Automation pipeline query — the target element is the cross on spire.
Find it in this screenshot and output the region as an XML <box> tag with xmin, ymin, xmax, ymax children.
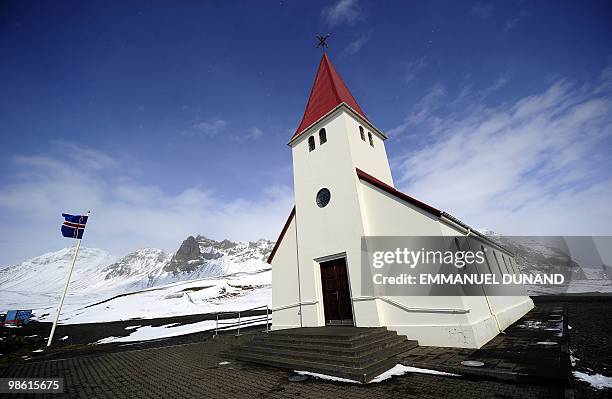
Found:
<box><xmin>315</xmin><ymin>34</ymin><xmax>330</xmax><ymax>49</ymax></box>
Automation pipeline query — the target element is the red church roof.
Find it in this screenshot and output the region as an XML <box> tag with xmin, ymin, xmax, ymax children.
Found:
<box><xmin>355</xmin><ymin>168</ymin><xmax>443</xmax><ymax>217</ymax></box>
<box><xmin>291</xmin><ymin>53</ymin><xmax>369</xmax><ymax>140</ymax></box>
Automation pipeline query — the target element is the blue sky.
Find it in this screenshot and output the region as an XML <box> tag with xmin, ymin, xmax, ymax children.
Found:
<box><xmin>1</xmin><ymin>0</ymin><xmax>611</xmax><ymax>264</ymax></box>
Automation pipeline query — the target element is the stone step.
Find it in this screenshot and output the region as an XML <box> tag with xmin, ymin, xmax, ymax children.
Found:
<box><xmin>236</xmin><ymin>338</ymin><xmax>415</xmax><ymax>368</ymax></box>
<box><xmin>265</xmin><ymin>326</ymin><xmax>388</xmax><ymax>341</ymax></box>
<box><xmin>229</xmin><ymin>327</ymin><xmax>419</xmax><ymax>382</ymax></box>
<box><xmin>250</xmin><ymin>334</ymin><xmax>417</xmax><ymax>357</ymax></box>
<box><xmin>252</xmin><ymin>328</ymin><xmax>393</xmax><ymax>348</ymax></box>
<box><xmin>232</xmin><ymin>350</ymin><xmax>399</xmax><ymax>383</ymax></box>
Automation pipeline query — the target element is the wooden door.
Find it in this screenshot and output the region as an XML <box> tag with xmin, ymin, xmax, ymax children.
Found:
<box><xmin>320</xmin><ymin>258</ymin><xmax>354</xmax><ymax>325</ymax></box>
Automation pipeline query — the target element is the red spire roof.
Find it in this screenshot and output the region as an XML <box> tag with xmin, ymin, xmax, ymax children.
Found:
<box><xmin>291</xmin><ymin>53</ymin><xmax>369</xmax><ymax>140</ymax></box>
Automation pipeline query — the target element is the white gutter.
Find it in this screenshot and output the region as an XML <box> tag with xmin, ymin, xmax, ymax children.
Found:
<box><xmin>440</xmin><ymin>215</ymin><xmax>513</xmax><ymax>257</ymax></box>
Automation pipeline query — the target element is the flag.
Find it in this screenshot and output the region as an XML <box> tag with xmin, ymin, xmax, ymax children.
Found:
<box><xmin>61</xmin><ymin>213</ymin><xmax>88</xmax><ymax>239</ymax></box>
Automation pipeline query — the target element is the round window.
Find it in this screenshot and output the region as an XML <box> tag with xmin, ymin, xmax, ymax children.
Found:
<box><xmin>316</xmin><ymin>188</ymin><xmax>331</xmax><ymax>208</ymax></box>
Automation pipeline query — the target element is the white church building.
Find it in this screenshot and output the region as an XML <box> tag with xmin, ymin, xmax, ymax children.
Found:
<box><xmin>268</xmin><ymin>53</ymin><xmax>533</xmax><ymax>348</ymax></box>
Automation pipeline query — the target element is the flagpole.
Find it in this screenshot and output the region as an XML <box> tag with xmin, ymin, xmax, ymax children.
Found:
<box><xmin>47</xmin><ymin>211</ymin><xmax>90</xmax><ymax>347</ymax></box>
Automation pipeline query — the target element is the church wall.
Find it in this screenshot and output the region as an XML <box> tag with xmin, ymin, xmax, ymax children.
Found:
<box><xmin>438</xmin><ymin>221</ymin><xmax>534</xmax><ymax>332</ymax></box>
<box><xmin>270</xmin><ymin>217</ymin><xmax>301</xmax><ymax>330</ymax></box>
<box><xmin>356</xmin><ymin>180</ymin><xmax>525</xmax><ymax>347</ymax></box>
<box><xmin>290</xmin><ymin>111</ymin><xmax>382</xmax><ymax>328</ymax></box>
<box><xmin>356</xmin><ymin>176</ymin><xmax>456</xmax><ymax>325</ymax></box>
<box><xmin>480</xmin><ymin>246</ymin><xmax>534</xmax><ymax>330</ymax></box>
<box><xmin>437</xmin><ymin>222</ymin><xmax>500</xmax><ymax>328</ymax></box>
<box><xmin>343</xmin><ymin>112</ymin><xmax>394</xmax><ymax>187</ymax></box>
<box><xmin>356</xmin><ymin>180</ymin><xmax>482</xmax><ymax>346</ymax></box>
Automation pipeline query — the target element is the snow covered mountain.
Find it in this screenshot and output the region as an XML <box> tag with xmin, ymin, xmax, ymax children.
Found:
<box><xmin>0</xmin><ymin>247</ymin><xmax>117</xmax><ymax>311</ymax></box>
<box><xmin>482</xmin><ymin>233</ymin><xmax>612</xmax><ymax>294</ymax></box>
<box><xmin>0</xmin><ymin>236</ymin><xmax>274</xmax><ymax>317</ymax></box>
<box><xmin>152</xmin><ymin>235</ymin><xmax>274</xmax><ymax>286</ymax></box>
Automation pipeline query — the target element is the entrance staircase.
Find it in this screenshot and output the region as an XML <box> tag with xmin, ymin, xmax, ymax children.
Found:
<box><xmin>228</xmin><ymin>326</ymin><xmax>418</xmax><ymax>383</ymax></box>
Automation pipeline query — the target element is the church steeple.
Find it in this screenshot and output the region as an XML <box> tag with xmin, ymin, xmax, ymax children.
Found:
<box><xmin>292</xmin><ymin>53</ymin><xmax>369</xmax><ymax>140</ymax></box>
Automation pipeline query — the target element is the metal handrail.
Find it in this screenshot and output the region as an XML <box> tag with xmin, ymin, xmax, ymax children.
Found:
<box><xmin>213</xmin><ymin>305</ymin><xmax>270</xmax><ymax>337</ymax></box>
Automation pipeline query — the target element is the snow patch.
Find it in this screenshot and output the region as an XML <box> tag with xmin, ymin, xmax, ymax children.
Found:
<box><xmin>125</xmin><ymin>325</ymin><xmax>141</xmax><ymax>330</ymax></box>
<box><xmin>570</xmin><ymin>349</ymin><xmax>579</xmax><ymax>367</ymax></box>
<box><xmin>95</xmin><ymin>315</ymin><xmax>268</xmax><ymax>344</ymax></box>
<box><xmin>40</xmin><ymin>269</ymin><xmax>271</xmax><ymax>324</ymax></box>
<box><xmin>573</xmin><ymin>371</ymin><xmax>612</xmax><ymax>390</ymax></box>
<box><xmin>373</xmin><ymin>364</ymin><xmax>460</xmax><ymax>382</ymax></box>
<box><xmin>295</xmin><ymin>370</ymin><xmax>360</xmax><ymax>384</ymax></box>
<box><xmin>295</xmin><ymin>364</ymin><xmax>460</xmax><ymax>385</ymax></box>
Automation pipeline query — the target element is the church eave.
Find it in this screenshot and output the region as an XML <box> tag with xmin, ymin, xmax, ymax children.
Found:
<box><xmin>266</xmin><ymin>206</ymin><xmax>296</xmax><ymax>264</ymax></box>
<box><xmin>288</xmin><ymin>103</ymin><xmax>387</xmax><ymax>146</ymax></box>
<box><xmin>356</xmin><ymin>168</ymin><xmax>442</xmax><ymax>217</ymax></box>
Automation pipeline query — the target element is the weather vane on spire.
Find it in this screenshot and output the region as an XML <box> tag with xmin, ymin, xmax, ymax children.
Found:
<box><xmin>315</xmin><ymin>34</ymin><xmax>330</xmax><ymax>50</ymax></box>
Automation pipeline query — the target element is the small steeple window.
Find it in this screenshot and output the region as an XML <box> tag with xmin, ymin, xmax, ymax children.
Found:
<box><xmin>319</xmin><ymin>128</ymin><xmax>327</xmax><ymax>145</ymax></box>
<box><xmin>308</xmin><ymin>136</ymin><xmax>315</xmax><ymax>152</ymax></box>
<box><xmin>368</xmin><ymin>132</ymin><xmax>374</xmax><ymax>147</ymax></box>
<box><xmin>359</xmin><ymin>126</ymin><xmax>365</xmax><ymax>141</ymax></box>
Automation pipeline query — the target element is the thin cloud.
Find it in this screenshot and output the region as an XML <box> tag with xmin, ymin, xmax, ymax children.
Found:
<box><xmin>504</xmin><ymin>8</ymin><xmax>531</xmax><ymax>32</ymax></box>
<box><xmin>0</xmin><ymin>147</ymin><xmax>294</xmax><ymax>265</ymax></box>
<box><xmin>247</xmin><ymin>126</ymin><xmax>263</xmax><ymax>139</ymax></box>
<box><xmin>233</xmin><ymin>126</ymin><xmax>264</xmax><ymax>141</ymax></box>
<box><xmin>487</xmin><ymin>75</ymin><xmax>509</xmax><ymax>91</ymax></box>
<box><xmin>388</xmin><ymin>81</ymin><xmax>446</xmax><ymax>136</ymax></box>
<box><xmin>481</xmin><ymin>74</ymin><xmax>510</xmax><ymax>97</ymax></box>
<box><xmin>390</xmin><ymin>67</ymin><xmax>612</xmax><ymax>236</ymax></box>
<box><xmin>344</xmin><ymin>32</ymin><xmax>370</xmax><ymax>55</ymax></box>
<box><xmin>470</xmin><ymin>4</ymin><xmax>494</xmax><ymax>19</ymax></box>
<box><xmin>403</xmin><ymin>57</ymin><xmax>429</xmax><ymax>83</ymax></box>
<box><xmin>322</xmin><ymin>0</ymin><xmax>362</xmax><ymax>26</ymax></box>
<box><xmin>192</xmin><ymin>119</ymin><xmax>228</xmax><ymax>136</ymax></box>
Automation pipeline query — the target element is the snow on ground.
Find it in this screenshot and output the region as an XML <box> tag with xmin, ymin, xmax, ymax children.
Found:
<box><xmin>96</xmin><ymin>315</ymin><xmax>268</xmax><ymax>344</ymax></box>
<box><xmin>570</xmin><ymin>350</ymin><xmax>579</xmax><ymax>366</ymax></box>
<box><xmin>125</xmin><ymin>325</ymin><xmax>141</xmax><ymax>330</ymax></box>
<box><xmin>295</xmin><ymin>371</ymin><xmax>360</xmax><ymax>384</ymax></box>
<box><xmin>295</xmin><ymin>364</ymin><xmax>460</xmax><ymax>384</ymax></box>
<box><xmin>34</xmin><ymin>268</ymin><xmax>271</xmax><ymax>324</ymax></box>
<box><xmin>371</xmin><ymin>364</ymin><xmax>460</xmax><ymax>382</ymax></box>
<box><xmin>573</xmin><ymin>371</ymin><xmax>612</xmax><ymax>390</ymax></box>
<box><xmin>515</xmin><ymin>319</ymin><xmax>563</xmax><ymax>336</ymax></box>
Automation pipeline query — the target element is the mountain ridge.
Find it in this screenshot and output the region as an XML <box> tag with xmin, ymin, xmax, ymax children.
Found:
<box><xmin>0</xmin><ymin>235</ymin><xmax>274</xmax><ymax>310</ymax></box>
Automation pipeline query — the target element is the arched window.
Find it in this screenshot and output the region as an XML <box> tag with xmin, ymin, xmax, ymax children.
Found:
<box><xmin>359</xmin><ymin>126</ymin><xmax>365</xmax><ymax>141</ymax></box>
<box><xmin>308</xmin><ymin>136</ymin><xmax>315</xmax><ymax>152</ymax></box>
<box><xmin>319</xmin><ymin>128</ymin><xmax>327</xmax><ymax>144</ymax></box>
<box><xmin>368</xmin><ymin>132</ymin><xmax>374</xmax><ymax>147</ymax></box>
